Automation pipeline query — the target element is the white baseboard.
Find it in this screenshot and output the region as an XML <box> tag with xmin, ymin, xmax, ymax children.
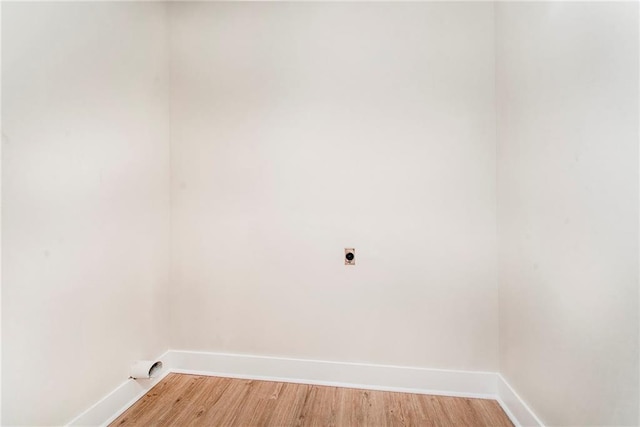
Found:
<box><xmin>169</xmin><ymin>350</ymin><xmax>498</xmax><ymax>400</ymax></box>
<box><xmin>67</xmin><ymin>350</ymin><xmax>171</xmax><ymax>427</ymax></box>
<box><xmin>65</xmin><ymin>349</ymin><xmax>543</xmax><ymax>427</ymax></box>
<box><xmin>497</xmin><ymin>374</ymin><xmax>545</xmax><ymax>427</ymax></box>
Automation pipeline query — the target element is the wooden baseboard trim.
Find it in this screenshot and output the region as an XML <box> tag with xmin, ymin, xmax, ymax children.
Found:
<box><xmin>497</xmin><ymin>374</ymin><xmax>545</xmax><ymax>427</ymax></box>
<box><xmin>168</xmin><ymin>350</ymin><xmax>497</xmax><ymax>400</ymax></box>
<box><xmin>65</xmin><ymin>350</ymin><xmax>543</xmax><ymax>427</ymax></box>
<box><xmin>66</xmin><ymin>350</ymin><xmax>171</xmax><ymax>427</ymax></box>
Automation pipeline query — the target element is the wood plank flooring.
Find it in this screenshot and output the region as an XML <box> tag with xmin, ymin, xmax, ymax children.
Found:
<box><xmin>111</xmin><ymin>373</ymin><xmax>513</xmax><ymax>426</ymax></box>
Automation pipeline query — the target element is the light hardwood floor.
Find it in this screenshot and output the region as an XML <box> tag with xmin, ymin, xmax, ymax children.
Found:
<box><xmin>111</xmin><ymin>373</ymin><xmax>513</xmax><ymax>426</ymax></box>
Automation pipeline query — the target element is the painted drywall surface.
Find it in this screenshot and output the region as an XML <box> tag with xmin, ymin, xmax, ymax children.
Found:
<box><xmin>1</xmin><ymin>3</ymin><xmax>171</xmax><ymax>425</ymax></box>
<box><xmin>169</xmin><ymin>2</ymin><xmax>498</xmax><ymax>371</ymax></box>
<box><xmin>1</xmin><ymin>3</ymin><xmax>4</xmax><ymax>423</ymax></box>
<box><xmin>496</xmin><ymin>2</ymin><xmax>639</xmax><ymax>425</ymax></box>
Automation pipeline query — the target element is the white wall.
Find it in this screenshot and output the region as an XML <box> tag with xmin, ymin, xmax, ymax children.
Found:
<box><xmin>5</xmin><ymin>3</ymin><xmax>638</xmax><ymax>426</ymax></box>
<box><xmin>496</xmin><ymin>2</ymin><xmax>639</xmax><ymax>426</ymax></box>
<box><xmin>169</xmin><ymin>2</ymin><xmax>498</xmax><ymax>371</ymax></box>
<box><xmin>1</xmin><ymin>3</ymin><xmax>171</xmax><ymax>425</ymax></box>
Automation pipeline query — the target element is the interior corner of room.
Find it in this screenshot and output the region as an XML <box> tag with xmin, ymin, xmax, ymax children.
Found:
<box><xmin>1</xmin><ymin>1</ymin><xmax>639</xmax><ymax>426</ymax></box>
